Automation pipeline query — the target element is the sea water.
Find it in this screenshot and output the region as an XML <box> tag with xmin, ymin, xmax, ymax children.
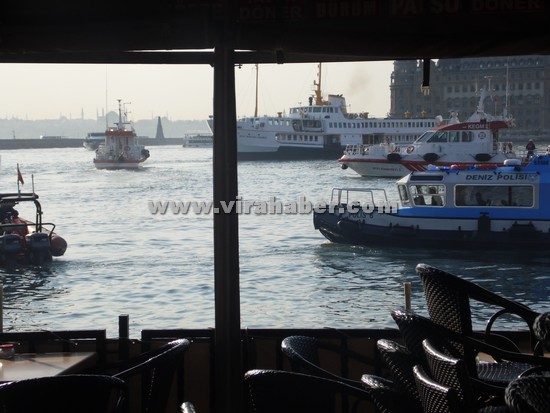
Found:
<box><xmin>0</xmin><ymin>145</ymin><xmax>548</xmax><ymax>337</ymax></box>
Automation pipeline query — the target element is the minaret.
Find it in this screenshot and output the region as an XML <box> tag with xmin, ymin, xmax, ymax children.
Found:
<box><xmin>155</xmin><ymin>116</ymin><xmax>165</xmax><ymax>139</ymax></box>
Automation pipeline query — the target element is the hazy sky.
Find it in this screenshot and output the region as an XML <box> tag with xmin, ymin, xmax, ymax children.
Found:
<box><xmin>0</xmin><ymin>61</ymin><xmax>395</xmax><ymax>121</ymax></box>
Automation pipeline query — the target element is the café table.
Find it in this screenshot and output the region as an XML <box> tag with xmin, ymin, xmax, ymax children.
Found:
<box><xmin>0</xmin><ymin>351</ymin><xmax>97</xmax><ymax>383</ymax></box>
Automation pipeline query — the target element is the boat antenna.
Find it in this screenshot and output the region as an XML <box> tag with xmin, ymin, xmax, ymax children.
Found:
<box><xmin>504</xmin><ymin>59</ymin><xmax>510</xmax><ymax>118</ymax></box>
<box><xmin>314</xmin><ymin>63</ymin><xmax>323</xmax><ymax>105</ymax></box>
<box><xmin>254</xmin><ymin>63</ymin><xmax>259</xmax><ymax>118</ymax></box>
<box><xmin>116</xmin><ymin>99</ymin><xmax>123</xmax><ymax>130</ymax></box>
<box><xmin>484</xmin><ymin>75</ymin><xmax>494</xmax><ymax>114</ymax></box>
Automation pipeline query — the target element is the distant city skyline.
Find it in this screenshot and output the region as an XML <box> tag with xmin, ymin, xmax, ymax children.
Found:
<box><xmin>0</xmin><ymin>61</ymin><xmax>394</xmax><ymax>121</ymax></box>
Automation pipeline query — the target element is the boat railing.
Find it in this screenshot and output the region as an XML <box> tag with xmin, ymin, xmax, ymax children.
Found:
<box><xmin>330</xmin><ymin>187</ymin><xmax>389</xmax><ymax>207</ymax></box>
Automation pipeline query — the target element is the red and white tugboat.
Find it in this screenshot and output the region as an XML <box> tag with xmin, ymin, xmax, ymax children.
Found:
<box><xmin>93</xmin><ymin>100</ymin><xmax>150</xmax><ymax>170</ymax></box>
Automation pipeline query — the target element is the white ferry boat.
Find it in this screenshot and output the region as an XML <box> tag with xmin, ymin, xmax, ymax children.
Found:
<box><xmin>182</xmin><ymin>133</ymin><xmax>213</xmax><ymax>148</ymax></box>
<box><xmin>83</xmin><ymin>132</ymin><xmax>106</xmax><ymax>150</ymax></box>
<box><xmin>314</xmin><ymin>154</ymin><xmax>550</xmax><ymax>249</ymax></box>
<box><xmin>93</xmin><ymin>100</ymin><xmax>150</xmax><ymax>170</ymax></box>
<box><xmin>339</xmin><ymin>88</ymin><xmax>523</xmax><ymax>177</ymax></box>
<box><xmin>207</xmin><ymin>64</ymin><xmax>436</xmax><ymax>160</ymax></box>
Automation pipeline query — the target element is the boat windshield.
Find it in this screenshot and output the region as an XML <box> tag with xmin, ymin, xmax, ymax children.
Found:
<box><xmin>414</xmin><ymin>130</ymin><xmax>473</xmax><ymax>144</ymax></box>
<box><xmin>408</xmin><ymin>184</ymin><xmax>446</xmax><ymax>206</ymax></box>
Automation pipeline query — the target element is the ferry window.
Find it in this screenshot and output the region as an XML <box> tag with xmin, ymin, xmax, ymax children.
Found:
<box><xmin>450</xmin><ymin>132</ymin><xmax>460</xmax><ymax>142</ymax></box>
<box><xmin>455</xmin><ymin>185</ymin><xmax>534</xmax><ymax>207</ymax></box>
<box><xmin>462</xmin><ymin>131</ymin><xmax>472</xmax><ymax>142</ymax></box>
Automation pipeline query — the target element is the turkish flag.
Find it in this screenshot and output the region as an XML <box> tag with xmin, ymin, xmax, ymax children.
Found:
<box><xmin>17</xmin><ymin>165</ymin><xmax>24</xmax><ymax>185</ymax></box>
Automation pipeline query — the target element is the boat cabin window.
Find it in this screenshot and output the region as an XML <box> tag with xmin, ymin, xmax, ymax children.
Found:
<box><xmin>462</xmin><ymin>131</ymin><xmax>472</xmax><ymax>142</ymax></box>
<box><xmin>455</xmin><ymin>185</ymin><xmax>534</xmax><ymax>207</ymax></box>
<box><xmin>426</xmin><ymin>131</ymin><xmax>448</xmax><ymax>143</ymax></box>
<box><xmin>409</xmin><ymin>185</ymin><xmax>446</xmax><ymax>206</ymax></box>
<box><xmin>398</xmin><ymin>184</ymin><xmax>409</xmax><ymax>204</ymax></box>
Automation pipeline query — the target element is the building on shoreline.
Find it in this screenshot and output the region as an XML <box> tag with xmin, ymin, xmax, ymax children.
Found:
<box><xmin>390</xmin><ymin>56</ymin><xmax>550</xmax><ymax>142</ymax></box>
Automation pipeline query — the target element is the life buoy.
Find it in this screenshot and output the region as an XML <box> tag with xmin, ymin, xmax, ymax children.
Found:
<box><xmin>406</xmin><ymin>146</ymin><xmax>415</xmax><ymax>154</ymax></box>
<box><xmin>423</xmin><ymin>153</ymin><xmax>439</xmax><ymax>163</ymax></box>
<box><xmin>474</xmin><ymin>153</ymin><xmax>492</xmax><ymax>162</ymax></box>
<box><xmin>387</xmin><ymin>153</ymin><xmax>401</xmax><ymax>162</ymax></box>
<box><xmin>124</xmin><ymin>146</ymin><xmax>130</xmax><ymax>152</ymax></box>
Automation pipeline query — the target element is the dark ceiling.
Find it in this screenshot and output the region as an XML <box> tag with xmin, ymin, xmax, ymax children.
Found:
<box><xmin>2</xmin><ymin>0</ymin><xmax>549</xmax><ymax>64</ymax></box>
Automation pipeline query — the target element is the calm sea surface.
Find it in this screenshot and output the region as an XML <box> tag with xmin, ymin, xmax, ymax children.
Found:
<box><xmin>0</xmin><ymin>145</ymin><xmax>549</xmax><ymax>337</ymax></box>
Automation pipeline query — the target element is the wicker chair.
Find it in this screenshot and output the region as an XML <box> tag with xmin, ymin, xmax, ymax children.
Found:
<box><xmin>281</xmin><ymin>335</ymin><xmax>414</xmax><ymax>412</ymax></box>
<box><xmin>422</xmin><ymin>338</ymin><xmax>508</xmax><ymax>412</ymax></box>
<box><xmin>505</xmin><ymin>376</ymin><xmax>550</xmax><ymax>413</ymax></box>
<box><xmin>281</xmin><ymin>335</ymin><xmax>372</xmax><ymax>387</ymax></box>
<box><xmin>360</xmin><ymin>373</ymin><xmax>422</xmax><ymax>413</ymax></box>
<box><xmin>413</xmin><ymin>364</ymin><xmax>463</xmax><ymax>413</ymax></box>
<box><xmin>244</xmin><ymin>368</ymin><xmax>408</xmax><ymax>413</ymax></box>
<box><xmin>391</xmin><ymin>309</ymin><xmax>550</xmax><ymax>386</ymax></box>
<box><xmin>416</xmin><ymin>263</ymin><xmax>544</xmax><ymax>384</ymax></box>
<box><xmin>112</xmin><ymin>338</ymin><xmax>190</xmax><ymax>413</ymax></box>
<box><xmin>416</xmin><ymin>263</ymin><xmax>541</xmax><ymax>354</ymax></box>
<box><xmin>533</xmin><ymin>312</ymin><xmax>550</xmax><ymax>352</ymax></box>
<box><xmin>376</xmin><ymin>338</ymin><xmax>423</xmax><ymax>406</ymax></box>
<box><xmin>0</xmin><ymin>374</ymin><xmax>125</xmax><ymax>413</ymax></box>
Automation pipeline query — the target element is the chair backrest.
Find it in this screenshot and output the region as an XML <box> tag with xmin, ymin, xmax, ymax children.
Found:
<box><xmin>416</xmin><ymin>263</ymin><xmax>539</xmax><ymax>353</ymax></box>
<box><xmin>422</xmin><ymin>338</ymin><xmax>477</xmax><ymax>409</ymax></box>
<box><xmin>390</xmin><ymin>309</ymin><xmax>446</xmax><ymax>361</ymax></box>
<box><xmin>533</xmin><ymin>312</ymin><xmax>550</xmax><ymax>352</ymax></box>
<box><xmin>391</xmin><ymin>308</ymin><xmax>485</xmax><ymax>379</ymax></box>
<box><xmin>413</xmin><ymin>365</ymin><xmax>462</xmax><ymax>413</ymax></box>
<box><xmin>0</xmin><ymin>374</ymin><xmax>125</xmax><ymax>413</ymax></box>
<box><xmin>416</xmin><ymin>263</ymin><xmax>474</xmax><ymax>336</ymax></box>
<box><xmin>505</xmin><ymin>376</ymin><xmax>550</xmax><ymax>413</ymax></box>
<box><xmin>280</xmin><ymin>335</ymin><xmax>365</xmax><ymax>387</ymax></box>
<box><xmin>114</xmin><ymin>338</ymin><xmax>190</xmax><ymax>413</ymax></box>
<box><xmin>362</xmin><ymin>373</ymin><xmax>423</xmax><ymax>413</ymax></box>
<box><xmin>244</xmin><ymin>369</ymin><xmax>373</xmax><ymax>413</ymax></box>
<box><xmin>376</xmin><ymin>338</ymin><xmax>422</xmax><ymax>403</ymax></box>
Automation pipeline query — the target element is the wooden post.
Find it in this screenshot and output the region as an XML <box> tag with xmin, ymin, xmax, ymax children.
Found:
<box><xmin>119</xmin><ymin>314</ymin><xmax>129</xmax><ymax>361</ymax></box>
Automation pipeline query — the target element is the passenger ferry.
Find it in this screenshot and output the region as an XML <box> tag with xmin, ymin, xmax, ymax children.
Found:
<box><xmin>83</xmin><ymin>132</ymin><xmax>106</xmax><ymax>150</ymax></box>
<box><xmin>208</xmin><ymin>64</ymin><xmax>436</xmax><ymax>160</ymax></box>
<box><xmin>339</xmin><ymin>87</ymin><xmax>523</xmax><ymax>177</ymax></box>
<box><xmin>314</xmin><ymin>154</ymin><xmax>550</xmax><ymax>249</ymax></box>
<box><xmin>182</xmin><ymin>133</ymin><xmax>213</xmax><ymax>148</ymax></box>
